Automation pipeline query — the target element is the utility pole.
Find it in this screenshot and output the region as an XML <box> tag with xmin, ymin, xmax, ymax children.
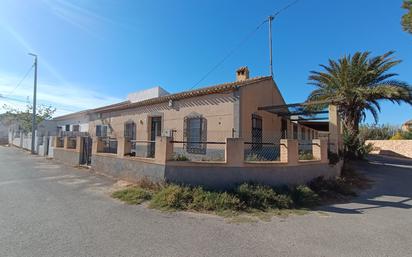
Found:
<box><xmin>268</xmin><ymin>15</ymin><xmax>274</xmax><ymax>78</ymax></box>
<box><xmin>29</xmin><ymin>53</ymin><xmax>37</xmax><ymax>154</ymax></box>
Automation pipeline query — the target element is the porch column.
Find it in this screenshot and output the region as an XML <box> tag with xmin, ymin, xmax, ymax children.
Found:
<box><xmin>280</xmin><ymin>139</ymin><xmax>298</xmax><ymax>165</ymax></box>
<box><xmin>328</xmin><ymin>104</ymin><xmax>341</xmax><ymax>153</ymax></box>
<box><xmin>117</xmin><ymin>137</ymin><xmax>126</xmax><ymax>157</ymax></box>
<box><xmin>225</xmin><ymin>138</ymin><xmax>244</xmax><ymax>166</ymax></box>
<box><xmin>155</xmin><ymin>136</ymin><xmax>173</xmax><ymax>164</ymax></box>
<box><xmin>76</xmin><ymin>136</ymin><xmax>82</xmax><ymax>152</ymax></box>
<box><xmin>312</xmin><ymin>139</ymin><xmax>328</xmax><ymax>163</ymax></box>
<box><xmin>63</xmin><ymin>136</ymin><xmax>69</xmax><ymax>149</ymax></box>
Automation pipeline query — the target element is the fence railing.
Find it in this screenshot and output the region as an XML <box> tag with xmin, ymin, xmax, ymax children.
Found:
<box><xmin>66</xmin><ymin>137</ymin><xmax>77</xmax><ymax>149</ymax></box>
<box><xmin>170</xmin><ymin>130</ymin><xmax>230</xmax><ymax>162</ymax></box>
<box><xmin>98</xmin><ymin>137</ymin><xmax>118</xmax><ymax>154</ymax></box>
<box><xmin>298</xmin><ymin>141</ymin><xmax>315</xmax><ymax>160</ymax></box>
<box><xmin>243</xmin><ymin>131</ymin><xmax>283</xmax><ymax>162</ymax></box>
<box><xmin>129</xmin><ymin>139</ymin><xmax>156</xmax><ymax>158</ymax></box>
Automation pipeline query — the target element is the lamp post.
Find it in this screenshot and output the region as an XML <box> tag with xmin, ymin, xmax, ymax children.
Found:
<box><xmin>29</xmin><ymin>53</ymin><xmax>37</xmax><ymax>154</ymax></box>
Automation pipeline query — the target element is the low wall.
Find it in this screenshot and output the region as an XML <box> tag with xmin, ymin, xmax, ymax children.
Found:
<box><xmin>91</xmin><ymin>154</ymin><xmax>166</xmax><ymax>183</ymax></box>
<box><xmin>366</xmin><ymin>140</ymin><xmax>412</xmax><ymax>159</ymax></box>
<box><xmin>165</xmin><ymin>161</ymin><xmax>342</xmax><ymax>190</ymax></box>
<box><xmin>53</xmin><ymin>148</ymin><xmax>80</xmax><ymax>166</ymax></box>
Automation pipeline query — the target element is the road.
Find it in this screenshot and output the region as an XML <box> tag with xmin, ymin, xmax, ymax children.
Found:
<box><xmin>1</xmin><ymin>146</ymin><xmax>412</xmax><ymax>257</ymax></box>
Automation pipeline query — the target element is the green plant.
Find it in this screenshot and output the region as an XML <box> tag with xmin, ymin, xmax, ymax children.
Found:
<box><xmin>306</xmin><ymin>51</ymin><xmax>412</xmax><ymax>159</ymax></box>
<box><xmin>173</xmin><ymin>154</ymin><xmax>189</xmax><ymax>161</ymax></box>
<box><xmin>402</xmin><ymin>0</ymin><xmax>412</xmax><ymax>34</ymax></box>
<box><xmin>234</xmin><ymin>184</ymin><xmax>293</xmax><ymax>210</ymax></box>
<box><xmin>190</xmin><ymin>187</ymin><xmax>241</xmax><ymax>211</ymax></box>
<box><xmin>299</xmin><ymin>150</ymin><xmax>313</xmax><ymax>160</ymax></box>
<box><xmin>359</xmin><ymin>124</ymin><xmax>399</xmax><ymax>140</ymax></box>
<box><xmin>308</xmin><ymin>176</ymin><xmax>356</xmax><ymax>200</ymax></box>
<box><xmin>291</xmin><ymin>185</ymin><xmax>320</xmax><ymax>207</ymax></box>
<box><xmin>112</xmin><ymin>187</ymin><xmax>153</xmax><ymax>204</ymax></box>
<box><xmin>149</xmin><ymin>184</ymin><xmax>193</xmax><ymax>210</ymax></box>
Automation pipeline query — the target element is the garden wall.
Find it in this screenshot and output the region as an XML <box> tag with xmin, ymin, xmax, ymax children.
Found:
<box><xmin>366</xmin><ymin>140</ymin><xmax>412</xmax><ymax>159</ymax></box>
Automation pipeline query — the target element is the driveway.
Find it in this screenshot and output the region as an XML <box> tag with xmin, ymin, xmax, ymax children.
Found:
<box><xmin>0</xmin><ymin>146</ymin><xmax>411</xmax><ymax>257</ymax></box>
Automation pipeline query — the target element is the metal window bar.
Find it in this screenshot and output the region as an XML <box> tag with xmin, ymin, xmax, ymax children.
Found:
<box><xmin>244</xmin><ymin>131</ymin><xmax>283</xmax><ymax>162</ymax></box>
<box><xmin>298</xmin><ymin>142</ymin><xmax>315</xmax><ymax>160</ymax></box>
<box><xmin>100</xmin><ymin>137</ymin><xmax>117</xmax><ymax>154</ymax></box>
<box><xmin>170</xmin><ymin>130</ymin><xmax>229</xmax><ymax>162</ymax></box>
<box><xmin>67</xmin><ymin>137</ymin><xmax>77</xmax><ymax>149</ymax></box>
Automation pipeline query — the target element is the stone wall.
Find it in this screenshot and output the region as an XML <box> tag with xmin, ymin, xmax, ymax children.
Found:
<box><xmin>366</xmin><ymin>140</ymin><xmax>412</xmax><ymax>159</ymax></box>
<box><xmin>165</xmin><ymin>161</ymin><xmax>342</xmax><ymax>190</ymax></box>
<box><xmin>91</xmin><ymin>154</ymin><xmax>166</xmax><ymax>183</ymax></box>
<box><xmin>53</xmin><ymin>148</ymin><xmax>80</xmax><ymax>166</ymax></box>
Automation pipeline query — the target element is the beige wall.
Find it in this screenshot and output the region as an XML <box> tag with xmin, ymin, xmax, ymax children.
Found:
<box><xmin>88</xmin><ymin>92</ymin><xmax>237</xmax><ymax>142</ymax></box>
<box><xmin>367</xmin><ymin>140</ymin><xmax>412</xmax><ymax>159</ymax></box>
<box><xmin>239</xmin><ymin>79</ymin><xmax>286</xmax><ymax>140</ymax></box>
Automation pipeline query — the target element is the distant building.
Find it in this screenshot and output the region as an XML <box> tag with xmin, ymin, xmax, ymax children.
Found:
<box><xmin>401</xmin><ymin>120</ymin><xmax>412</xmax><ymax>132</ymax></box>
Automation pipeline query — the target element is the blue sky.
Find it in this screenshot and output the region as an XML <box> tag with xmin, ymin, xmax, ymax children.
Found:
<box><xmin>0</xmin><ymin>0</ymin><xmax>411</xmax><ymax>125</ymax></box>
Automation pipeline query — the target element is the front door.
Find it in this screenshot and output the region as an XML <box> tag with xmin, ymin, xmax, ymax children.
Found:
<box><xmin>80</xmin><ymin>137</ymin><xmax>92</xmax><ymax>165</ymax></box>
<box><xmin>148</xmin><ymin>117</ymin><xmax>162</xmax><ymax>157</ymax></box>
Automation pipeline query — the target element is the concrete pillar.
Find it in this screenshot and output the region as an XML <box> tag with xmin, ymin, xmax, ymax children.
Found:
<box><xmin>280</xmin><ymin>139</ymin><xmax>298</xmax><ymax>165</ymax></box>
<box><xmin>76</xmin><ymin>136</ymin><xmax>82</xmax><ymax>152</ymax></box>
<box><xmin>225</xmin><ymin>138</ymin><xmax>244</xmax><ymax>166</ymax></box>
<box><xmin>117</xmin><ymin>137</ymin><xmax>126</xmax><ymax>158</ymax></box>
<box><xmin>92</xmin><ymin>137</ymin><xmax>104</xmax><ymax>154</ymax></box>
<box><xmin>63</xmin><ymin>136</ymin><xmax>69</xmax><ymax>149</ymax></box>
<box><xmin>328</xmin><ymin>104</ymin><xmax>341</xmax><ymax>153</ymax></box>
<box><xmin>155</xmin><ymin>136</ymin><xmax>173</xmax><ymax>163</ymax></box>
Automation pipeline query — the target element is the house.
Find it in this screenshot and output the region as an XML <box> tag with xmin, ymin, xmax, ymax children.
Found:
<box><xmin>11</xmin><ymin>67</ymin><xmax>343</xmax><ymax>189</ymax></box>
<box><xmin>401</xmin><ymin>119</ymin><xmax>412</xmax><ymax>132</ymax></box>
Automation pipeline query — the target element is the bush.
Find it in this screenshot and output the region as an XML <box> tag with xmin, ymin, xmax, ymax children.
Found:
<box><xmin>299</xmin><ymin>150</ymin><xmax>313</xmax><ymax>160</ymax></box>
<box><xmin>150</xmin><ymin>184</ymin><xmax>193</xmax><ymax>210</ymax></box>
<box><xmin>308</xmin><ymin>176</ymin><xmax>356</xmax><ymax>200</ymax></box>
<box><xmin>234</xmin><ymin>183</ymin><xmax>293</xmax><ymax>209</ymax></box>
<box><xmin>112</xmin><ymin>187</ymin><xmax>153</xmax><ymax>204</ymax></box>
<box><xmin>190</xmin><ymin>187</ymin><xmax>241</xmax><ymax>211</ymax></box>
<box><xmin>173</xmin><ymin>154</ymin><xmax>189</xmax><ymax>161</ymax></box>
<box><xmin>291</xmin><ymin>185</ymin><xmax>320</xmax><ymax>207</ymax></box>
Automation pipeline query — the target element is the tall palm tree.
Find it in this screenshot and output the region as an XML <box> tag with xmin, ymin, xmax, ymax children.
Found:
<box><xmin>307</xmin><ymin>51</ymin><xmax>412</xmax><ymax>156</ymax></box>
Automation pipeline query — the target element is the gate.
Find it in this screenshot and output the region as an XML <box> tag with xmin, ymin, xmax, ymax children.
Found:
<box><xmin>80</xmin><ymin>137</ymin><xmax>92</xmax><ymax>165</ymax></box>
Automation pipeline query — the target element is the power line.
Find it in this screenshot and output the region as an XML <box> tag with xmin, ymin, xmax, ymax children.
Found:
<box><xmin>4</xmin><ymin>64</ymin><xmax>34</xmax><ymax>96</ymax></box>
<box><xmin>189</xmin><ymin>0</ymin><xmax>300</xmax><ymax>90</ymax></box>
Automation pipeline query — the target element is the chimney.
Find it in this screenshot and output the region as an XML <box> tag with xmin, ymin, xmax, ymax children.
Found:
<box><xmin>236</xmin><ymin>66</ymin><xmax>249</xmax><ymax>81</ymax></box>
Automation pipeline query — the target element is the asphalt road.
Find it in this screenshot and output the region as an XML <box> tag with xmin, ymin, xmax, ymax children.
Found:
<box><xmin>1</xmin><ymin>146</ymin><xmax>412</xmax><ymax>257</ymax></box>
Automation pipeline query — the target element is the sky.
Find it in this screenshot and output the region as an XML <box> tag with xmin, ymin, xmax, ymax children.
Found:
<box><xmin>0</xmin><ymin>0</ymin><xmax>411</xmax><ymax>125</ymax></box>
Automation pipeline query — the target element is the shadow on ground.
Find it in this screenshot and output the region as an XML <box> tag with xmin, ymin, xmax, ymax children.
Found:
<box><xmin>320</xmin><ymin>155</ymin><xmax>412</xmax><ymax>214</ymax></box>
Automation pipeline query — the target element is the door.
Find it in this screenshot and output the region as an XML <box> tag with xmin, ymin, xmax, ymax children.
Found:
<box><xmin>251</xmin><ymin>114</ymin><xmax>262</xmax><ymax>151</ymax></box>
<box><xmin>80</xmin><ymin>137</ymin><xmax>92</xmax><ymax>165</ymax></box>
<box><xmin>148</xmin><ymin>117</ymin><xmax>162</xmax><ymax>157</ymax></box>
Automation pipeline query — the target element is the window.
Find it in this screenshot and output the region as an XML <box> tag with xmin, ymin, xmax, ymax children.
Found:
<box><xmin>293</xmin><ymin>124</ymin><xmax>298</xmax><ymax>139</ymax></box>
<box><xmin>124</xmin><ymin>122</ymin><xmax>136</xmax><ymax>140</ymax></box>
<box><xmin>301</xmin><ymin>127</ymin><xmax>306</xmax><ymax>140</ymax></box>
<box><xmin>65</xmin><ymin>124</ymin><xmax>70</xmax><ymax>131</ymax></box>
<box><xmin>252</xmin><ymin>114</ymin><xmax>263</xmax><ymax>150</ymax></box>
<box><xmin>96</xmin><ymin>125</ymin><xmax>108</xmax><ymax>137</ymax></box>
<box><xmin>73</xmin><ymin>125</ymin><xmax>80</xmax><ymax>132</ymax></box>
<box><xmin>184</xmin><ymin>116</ymin><xmax>207</xmax><ymax>154</ymax></box>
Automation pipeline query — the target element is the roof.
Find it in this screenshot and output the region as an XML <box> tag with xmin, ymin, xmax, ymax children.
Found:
<box><xmin>403</xmin><ymin>119</ymin><xmax>412</xmax><ymax>125</ymax></box>
<box><xmin>92</xmin><ymin>76</ymin><xmax>272</xmax><ymax>113</ymax></box>
<box><xmin>52</xmin><ymin>76</ymin><xmax>272</xmax><ymax>119</ymax></box>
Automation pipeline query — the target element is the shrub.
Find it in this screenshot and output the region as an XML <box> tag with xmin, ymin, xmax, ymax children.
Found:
<box><xmin>291</xmin><ymin>185</ymin><xmax>320</xmax><ymax>207</ymax></box>
<box><xmin>190</xmin><ymin>187</ymin><xmax>241</xmax><ymax>211</ymax></box>
<box><xmin>234</xmin><ymin>183</ymin><xmax>293</xmax><ymax>209</ymax></box>
<box><xmin>173</xmin><ymin>154</ymin><xmax>189</xmax><ymax>161</ymax></box>
<box><xmin>308</xmin><ymin>176</ymin><xmax>356</xmax><ymax>200</ymax></box>
<box><xmin>299</xmin><ymin>150</ymin><xmax>313</xmax><ymax>160</ymax></box>
<box><xmin>150</xmin><ymin>184</ymin><xmax>193</xmax><ymax>210</ymax></box>
<box><xmin>112</xmin><ymin>187</ymin><xmax>153</xmax><ymax>204</ymax></box>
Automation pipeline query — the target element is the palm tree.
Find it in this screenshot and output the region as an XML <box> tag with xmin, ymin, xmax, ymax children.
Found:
<box><xmin>307</xmin><ymin>51</ymin><xmax>412</xmax><ymax>157</ymax></box>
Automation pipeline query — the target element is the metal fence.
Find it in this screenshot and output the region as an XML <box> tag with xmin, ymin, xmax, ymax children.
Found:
<box><xmin>244</xmin><ymin>131</ymin><xmax>283</xmax><ymax>161</ymax></box>
<box><xmin>66</xmin><ymin>137</ymin><xmax>77</xmax><ymax>149</ymax></box>
<box><xmin>99</xmin><ymin>137</ymin><xmax>118</xmax><ymax>154</ymax></box>
<box><xmin>129</xmin><ymin>140</ymin><xmax>156</xmax><ymax>158</ymax></box>
<box><xmin>170</xmin><ymin>130</ymin><xmax>231</xmax><ymax>162</ymax></box>
<box><xmin>298</xmin><ymin>141</ymin><xmax>315</xmax><ymax>160</ymax></box>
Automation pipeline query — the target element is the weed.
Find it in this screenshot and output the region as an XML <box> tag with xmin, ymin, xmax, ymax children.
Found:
<box><xmin>112</xmin><ymin>187</ymin><xmax>153</xmax><ymax>204</ymax></box>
